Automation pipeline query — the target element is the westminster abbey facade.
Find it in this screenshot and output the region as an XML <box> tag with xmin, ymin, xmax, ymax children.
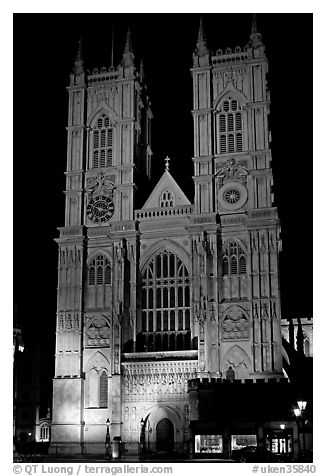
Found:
<box><xmin>50</xmin><ymin>16</ymin><xmax>284</xmax><ymax>456</ymax></box>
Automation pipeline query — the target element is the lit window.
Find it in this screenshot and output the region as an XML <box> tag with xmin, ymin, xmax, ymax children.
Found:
<box><xmin>160</xmin><ymin>190</ymin><xmax>175</xmax><ymax>208</ymax></box>
<box><xmin>222</xmin><ymin>241</ymin><xmax>246</xmax><ymax>276</ymax></box>
<box><xmin>88</xmin><ymin>255</ymin><xmax>112</xmax><ymax>285</ymax></box>
<box><xmin>99</xmin><ymin>371</ymin><xmax>108</xmax><ymax>408</ymax></box>
<box><xmin>195</xmin><ymin>435</ymin><xmax>223</xmax><ymax>454</ymax></box>
<box><xmin>91</xmin><ymin>114</ymin><xmax>114</xmax><ymax>169</ymax></box>
<box><xmin>87</xmin><ymin>369</ymin><xmax>108</xmax><ymax>408</ymax></box>
<box><xmin>218</xmin><ymin>98</ymin><xmax>243</xmax><ymax>154</ymax></box>
<box><xmin>140</xmin><ymin>250</ymin><xmax>191</xmax><ymax>351</ymax></box>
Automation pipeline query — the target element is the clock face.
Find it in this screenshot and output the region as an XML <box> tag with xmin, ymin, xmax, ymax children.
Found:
<box><xmin>87</xmin><ymin>195</ymin><xmax>114</xmax><ymax>223</ymax></box>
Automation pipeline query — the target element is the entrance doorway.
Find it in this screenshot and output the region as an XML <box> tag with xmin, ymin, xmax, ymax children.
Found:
<box><xmin>156</xmin><ymin>418</ymin><xmax>174</xmax><ymax>452</ymax></box>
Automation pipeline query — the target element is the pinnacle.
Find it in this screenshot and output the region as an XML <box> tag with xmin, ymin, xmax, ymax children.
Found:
<box><xmin>251</xmin><ymin>13</ymin><xmax>258</xmax><ymax>35</ymax></box>
<box><xmin>124</xmin><ymin>27</ymin><xmax>133</xmax><ymax>54</ymax></box>
<box><xmin>197</xmin><ymin>15</ymin><xmax>206</xmax><ymax>44</ymax></box>
<box><xmin>74</xmin><ymin>37</ymin><xmax>84</xmax><ymax>74</ymax></box>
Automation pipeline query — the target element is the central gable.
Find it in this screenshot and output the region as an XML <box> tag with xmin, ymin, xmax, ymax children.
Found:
<box><xmin>142</xmin><ymin>170</ymin><xmax>191</xmax><ymax>209</ymax></box>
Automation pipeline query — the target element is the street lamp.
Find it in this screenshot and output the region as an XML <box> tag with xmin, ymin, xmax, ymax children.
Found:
<box><xmin>298</xmin><ymin>401</ymin><xmax>307</xmax><ymax>412</ymax></box>
<box><xmin>140</xmin><ymin>418</ymin><xmax>145</xmax><ymax>459</ymax></box>
<box><xmin>146</xmin><ymin>419</ymin><xmax>152</xmax><ymax>454</ymax></box>
<box><xmin>294</xmin><ymin>400</ymin><xmax>307</xmax><ymax>460</ymax></box>
<box><xmin>106</xmin><ymin>418</ymin><xmax>111</xmax><ymax>459</ymax></box>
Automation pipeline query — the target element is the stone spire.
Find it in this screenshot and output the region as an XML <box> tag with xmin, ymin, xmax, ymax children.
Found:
<box><xmin>197</xmin><ymin>15</ymin><xmax>205</xmax><ymax>43</ymax></box>
<box><xmin>251</xmin><ymin>12</ymin><xmax>258</xmax><ymax>35</ymax></box>
<box><xmin>124</xmin><ymin>27</ymin><xmax>133</xmax><ymax>54</ymax></box>
<box><xmin>70</xmin><ymin>37</ymin><xmax>85</xmax><ymax>86</ymax></box>
<box><xmin>122</xmin><ymin>27</ymin><xmax>134</xmax><ymax>67</ymax></box>
<box><xmin>289</xmin><ymin>317</ymin><xmax>295</xmax><ymax>349</ymax></box>
<box><xmin>110</xmin><ymin>25</ymin><xmax>115</xmax><ymax>69</ymax></box>
<box><xmin>249</xmin><ymin>13</ymin><xmax>263</xmax><ymax>47</ymax></box>
<box><xmin>193</xmin><ymin>15</ymin><xmax>210</xmax><ymax>67</ymax></box>
<box><xmin>74</xmin><ymin>37</ymin><xmax>84</xmax><ymax>75</ymax></box>
<box><xmin>296</xmin><ymin>317</ymin><xmax>304</xmax><ymax>356</ymax></box>
<box><xmin>196</xmin><ymin>15</ymin><xmax>209</xmax><ymax>56</ymax></box>
<box><xmin>139</xmin><ymin>58</ymin><xmax>145</xmax><ymax>82</ymax></box>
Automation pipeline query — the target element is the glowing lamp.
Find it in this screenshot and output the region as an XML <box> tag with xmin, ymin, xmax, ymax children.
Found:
<box><xmin>297</xmin><ymin>400</ymin><xmax>307</xmax><ymax>411</ymax></box>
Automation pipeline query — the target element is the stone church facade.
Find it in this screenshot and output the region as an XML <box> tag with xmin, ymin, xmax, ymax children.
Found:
<box><xmin>51</xmin><ymin>17</ymin><xmax>283</xmax><ymax>455</ymax></box>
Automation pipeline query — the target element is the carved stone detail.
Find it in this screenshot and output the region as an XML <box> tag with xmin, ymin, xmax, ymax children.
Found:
<box><xmin>122</xmin><ymin>361</ymin><xmax>197</xmax><ymax>402</ymax></box>
<box><xmin>216</xmin><ymin>158</ymin><xmax>248</xmax><ymax>186</ymax></box>
<box><xmin>85</xmin><ymin>314</ymin><xmax>111</xmax><ymax>347</ymax></box>
<box><xmin>86</xmin><ymin>172</ymin><xmax>116</xmax><ymax>198</ymax></box>
<box><xmin>57</xmin><ymin>312</ymin><xmax>81</xmax><ymax>332</ymax></box>
<box><xmin>221</xmin><ymin>307</ymin><xmax>250</xmax><ymax>340</ymax></box>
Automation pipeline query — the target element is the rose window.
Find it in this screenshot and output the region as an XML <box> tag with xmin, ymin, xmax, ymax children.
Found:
<box><xmin>224</xmin><ymin>188</ymin><xmax>241</xmax><ymax>204</ymax></box>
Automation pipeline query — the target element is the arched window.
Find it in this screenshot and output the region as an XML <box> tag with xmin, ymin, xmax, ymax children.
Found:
<box><xmin>87</xmin><ymin>369</ymin><xmax>108</xmax><ymax>408</ymax></box>
<box><xmin>91</xmin><ymin>114</ymin><xmax>114</xmax><ymax>169</ymax></box>
<box><xmin>99</xmin><ymin>371</ymin><xmax>108</xmax><ymax>408</ymax></box>
<box><xmin>160</xmin><ymin>190</ymin><xmax>175</xmax><ymax>207</ymax></box>
<box><xmin>222</xmin><ymin>257</ymin><xmax>229</xmax><ymax>275</ymax></box>
<box><xmin>88</xmin><ymin>369</ymin><xmax>99</xmax><ymax>407</ymax></box>
<box><xmin>217</xmin><ymin>98</ymin><xmax>243</xmax><ymax>154</ymax></box>
<box><xmin>222</xmin><ymin>241</ymin><xmax>246</xmax><ymax>276</ymax></box>
<box><xmin>88</xmin><ymin>255</ymin><xmax>112</xmax><ymax>286</ymax></box>
<box><xmin>140</xmin><ymin>250</ymin><xmax>191</xmax><ymax>351</ymax></box>
<box><xmin>304</xmin><ymin>335</ymin><xmax>310</xmax><ymax>357</ymax></box>
<box><xmin>39</xmin><ymin>424</ymin><xmax>50</xmax><ymax>442</ymax></box>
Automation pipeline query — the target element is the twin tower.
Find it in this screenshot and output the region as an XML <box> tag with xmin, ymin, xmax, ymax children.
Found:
<box><xmin>51</xmin><ymin>16</ymin><xmax>283</xmax><ymax>455</ymax></box>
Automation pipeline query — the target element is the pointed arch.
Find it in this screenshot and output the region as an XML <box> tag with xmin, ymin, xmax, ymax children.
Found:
<box><xmin>87</xmin><ymin>106</ymin><xmax>117</xmax><ymax>170</ymax></box>
<box><xmin>85</xmin><ymin>350</ymin><xmax>110</xmax><ymax>373</ymax></box>
<box><xmin>222</xmin><ymin>344</ymin><xmax>251</xmax><ymax>379</ymax></box>
<box><xmin>221</xmin><ymin>238</ymin><xmax>247</xmax><ymax>277</ymax></box>
<box><xmin>222</xmin><ymin>237</ymin><xmax>247</xmax><ymax>253</ymax></box>
<box><xmin>140</xmin><ymin>244</ymin><xmax>191</xmax><ymax>352</ymax></box>
<box><xmin>139</xmin><ymin>404</ymin><xmax>183</xmax><ymax>447</ymax></box>
<box><xmin>85</xmin><ymin>351</ymin><xmax>110</xmax><ymax>408</ymax></box>
<box><xmin>213</xmin><ymin>87</ymin><xmax>247</xmax><ymax>110</ymax></box>
<box><xmin>87</xmin><ymin>103</ymin><xmax>117</xmax><ymax>127</ymax></box>
<box><xmin>214</xmin><ymin>91</ymin><xmax>246</xmax><ymax>154</ymax></box>
<box><xmin>87</xmin><ymin>249</ymin><xmax>111</xmax><ymax>265</ymax></box>
<box><xmin>140</xmin><ymin>239</ymin><xmax>190</xmax><ymax>273</ymax></box>
<box><xmin>87</xmin><ymin>252</ymin><xmax>112</xmax><ymax>286</ymax></box>
<box><xmin>99</xmin><ymin>370</ymin><xmax>109</xmax><ymax>407</ymax></box>
<box><xmin>87</xmin><ymin>369</ymin><xmax>99</xmax><ymax>407</ymax></box>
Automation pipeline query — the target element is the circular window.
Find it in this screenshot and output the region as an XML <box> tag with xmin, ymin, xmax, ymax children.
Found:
<box><xmin>218</xmin><ymin>182</ymin><xmax>247</xmax><ymax>210</ymax></box>
<box><xmin>223</xmin><ymin>188</ymin><xmax>241</xmax><ymax>204</ymax></box>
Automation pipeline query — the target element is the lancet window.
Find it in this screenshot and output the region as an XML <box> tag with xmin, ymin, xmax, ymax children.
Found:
<box><xmin>222</xmin><ymin>241</ymin><xmax>247</xmax><ymax>276</ymax></box>
<box><xmin>88</xmin><ymin>255</ymin><xmax>112</xmax><ymax>286</ymax></box>
<box><xmin>91</xmin><ymin>114</ymin><xmax>114</xmax><ymax>169</ymax></box>
<box><xmin>140</xmin><ymin>250</ymin><xmax>191</xmax><ymax>351</ymax></box>
<box><xmin>217</xmin><ymin>98</ymin><xmax>243</xmax><ymax>154</ymax></box>
<box><xmin>87</xmin><ymin>369</ymin><xmax>108</xmax><ymax>408</ymax></box>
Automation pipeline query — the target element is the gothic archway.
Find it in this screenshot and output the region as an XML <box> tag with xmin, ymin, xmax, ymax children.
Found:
<box><xmin>156</xmin><ymin>418</ymin><xmax>174</xmax><ymax>452</ymax></box>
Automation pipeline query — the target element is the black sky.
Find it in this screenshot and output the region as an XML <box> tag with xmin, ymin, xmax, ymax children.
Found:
<box><xmin>14</xmin><ymin>13</ymin><xmax>312</xmax><ymax>362</ymax></box>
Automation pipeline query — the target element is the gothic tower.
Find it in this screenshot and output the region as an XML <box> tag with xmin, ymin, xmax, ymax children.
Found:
<box><xmin>51</xmin><ymin>31</ymin><xmax>153</xmax><ymax>453</ymax></box>
<box><xmin>191</xmin><ymin>15</ymin><xmax>282</xmax><ymax>379</ymax></box>
<box><xmin>51</xmin><ymin>16</ymin><xmax>283</xmax><ymax>456</ymax></box>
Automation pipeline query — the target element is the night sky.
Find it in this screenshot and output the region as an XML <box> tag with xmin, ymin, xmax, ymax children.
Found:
<box><xmin>14</xmin><ymin>13</ymin><xmax>312</xmax><ymax>382</ymax></box>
